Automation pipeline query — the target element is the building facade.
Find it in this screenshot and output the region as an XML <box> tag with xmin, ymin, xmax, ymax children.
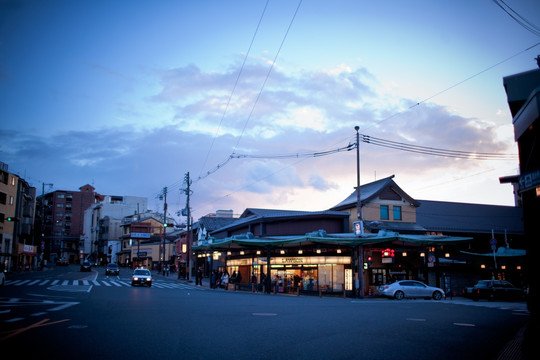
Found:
<box><xmin>0</xmin><ymin>162</ymin><xmax>37</xmax><ymax>272</ymax></box>
<box><xmin>38</xmin><ymin>184</ymin><xmax>103</xmax><ymax>263</ymax></box>
<box><xmin>81</xmin><ymin>195</ymin><xmax>148</xmax><ymax>265</ymax></box>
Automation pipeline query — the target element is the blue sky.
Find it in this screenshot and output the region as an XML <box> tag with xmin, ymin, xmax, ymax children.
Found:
<box><xmin>1</xmin><ymin>0</ymin><xmax>539</xmax><ymax>223</ymax></box>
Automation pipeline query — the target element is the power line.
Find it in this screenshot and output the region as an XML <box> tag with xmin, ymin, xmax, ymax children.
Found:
<box><xmin>197</xmin><ymin>0</ymin><xmax>270</xmax><ymax>180</ymax></box>
<box><xmin>493</xmin><ymin>0</ymin><xmax>540</xmax><ymax>37</ymax></box>
<box><xmin>360</xmin><ymin>134</ymin><xmax>518</xmax><ymax>160</ymax></box>
<box><xmin>362</xmin><ymin>41</ymin><xmax>540</xmax><ymax>132</ymax></box>
<box><xmin>232</xmin><ymin>0</ymin><xmax>303</xmax><ymax>154</ymax></box>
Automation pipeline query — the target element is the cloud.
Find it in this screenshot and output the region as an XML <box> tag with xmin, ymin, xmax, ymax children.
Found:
<box><xmin>1</xmin><ymin>57</ymin><xmax>517</xmax><ymax>221</ymax></box>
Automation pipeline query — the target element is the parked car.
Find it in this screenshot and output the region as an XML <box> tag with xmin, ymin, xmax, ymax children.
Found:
<box><xmin>106</xmin><ymin>263</ymin><xmax>120</xmax><ymax>276</ymax></box>
<box><xmin>378</xmin><ymin>280</ymin><xmax>445</xmax><ymax>300</ymax></box>
<box><xmin>56</xmin><ymin>258</ymin><xmax>69</xmax><ymax>266</ymax></box>
<box><xmin>131</xmin><ymin>268</ymin><xmax>152</xmax><ymax>287</ymax></box>
<box><xmin>0</xmin><ymin>271</ymin><xmax>5</xmax><ymax>286</ymax></box>
<box><xmin>80</xmin><ymin>261</ymin><xmax>92</xmax><ymax>272</ymax></box>
<box><xmin>463</xmin><ymin>280</ymin><xmax>526</xmax><ymax>301</ymax></box>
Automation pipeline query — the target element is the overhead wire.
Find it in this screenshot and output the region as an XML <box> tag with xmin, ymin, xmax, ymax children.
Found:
<box><xmin>197</xmin><ymin>0</ymin><xmax>270</xmax><ymax>181</ymax></box>
<box><xmin>359</xmin><ymin>134</ymin><xmax>518</xmax><ymax>160</ymax></box>
<box><xmin>493</xmin><ymin>0</ymin><xmax>540</xmax><ymax>37</ymax></box>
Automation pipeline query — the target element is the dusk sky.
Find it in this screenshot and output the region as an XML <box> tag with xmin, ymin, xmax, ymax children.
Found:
<box><xmin>1</xmin><ymin>0</ymin><xmax>539</xmax><ymax>224</ymax></box>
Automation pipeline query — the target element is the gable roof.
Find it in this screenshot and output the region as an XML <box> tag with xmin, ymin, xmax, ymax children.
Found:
<box><xmin>211</xmin><ymin>208</ymin><xmax>349</xmax><ymax>234</ymax></box>
<box><xmin>416</xmin><ymin>199</ymin><xmax>523</xmax><ymax>235</ymax></box>
<box><xmin>197</xmin><ymin>216</ymin><xmax>237</xmax><ymax>231</ymax></box>
<box><xmin>330</xmin><ymin>175</ymin><xmax>419</xmax><ymax>211</ymax></box>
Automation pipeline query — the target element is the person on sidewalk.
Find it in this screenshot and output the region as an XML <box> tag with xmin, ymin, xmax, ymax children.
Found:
<box><xmin>197</xmin><ymin>267</ymin><xmax>203</xmax><ymax>286</ymax></box>
<box><xmin>221</xmin><ymin>270</ymin><xmax>229</xmax><ymax>290</ymax></box>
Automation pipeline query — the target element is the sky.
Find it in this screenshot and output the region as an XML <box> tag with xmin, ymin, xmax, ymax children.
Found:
<box><xmin>1</xmin><ymin>0</ymin><xmax>539</xmax><ymax>225</ymax></box>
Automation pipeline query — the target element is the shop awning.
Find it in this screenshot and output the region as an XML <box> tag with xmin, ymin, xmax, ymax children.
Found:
<box><xmin>193</xmin><ymin>230</ymin><xmax>474</xmax><ymax>251</ymax></box>
<box><xmin>461</xmin><ymin>247</ymin><xmax>526</xmax><ymax>257</ymax></box>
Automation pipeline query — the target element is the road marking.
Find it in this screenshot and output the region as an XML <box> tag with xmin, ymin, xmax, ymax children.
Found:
<box><xmin>406</xmin><ymin>318</ymin><xmax>426</xmax><ymax>322</ymax></box>
<box><xmin>453</xmin><ymin>322</ymin><xmax>476</xmax><ymax>327</ymax></box>
<box><xmin>252</xmin><ymin>313</ymin><xmax>278</xmax><ymax>316</ymax></box>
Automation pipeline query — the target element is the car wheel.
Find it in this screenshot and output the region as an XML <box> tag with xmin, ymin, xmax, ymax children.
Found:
<box><xmin>432</xmin><ymin>291</ymin><xmax>443</xmax><ymax>300</ymax></box>
<box><xmin>394</xmin><ymin>291</ymin><xmax>405</xmax><ymax>300</ymax></box>
<box><xmin>131</xmin><ymin>282</ymin><xmax>135</xmax><ymax>286</ymax></box>
<box><xmin>472</xmin><ymin>297</ymin><xmax>479</xmax><ymax>302</ymax></box>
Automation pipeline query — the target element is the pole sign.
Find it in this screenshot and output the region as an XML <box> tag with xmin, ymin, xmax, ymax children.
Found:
<box><xmin>490</xmin><ymin>238</ymin><xmax>496</xmax><ymax>251</ymax></box>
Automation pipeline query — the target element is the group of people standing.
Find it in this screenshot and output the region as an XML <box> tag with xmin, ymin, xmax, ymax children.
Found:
<box><xmin>209</xmin><ymin>269</ymin><xmax>245</xmax><ymax>289</ymax></box>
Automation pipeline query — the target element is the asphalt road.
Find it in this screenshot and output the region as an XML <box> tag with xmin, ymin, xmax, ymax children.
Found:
<box><xmin>0</xmin><ymin>266</ymin><xmax>530</xmax><ymax>360</ymax></box>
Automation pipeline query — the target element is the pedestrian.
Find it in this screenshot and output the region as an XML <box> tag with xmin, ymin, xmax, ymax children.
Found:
<box><xmin>251</xmin><ymin>273</ymin><xmax>257</xmax><ymax>292</ymax></box>
<box><xmin>166</xmin><ymin>265</ymin><xmax>170</xmax><ymax>276</ymax></box>
<box><xmin>197</xmin><ymin>267</ymin><xmax>203</xmax><ymax>286</ymax></box>
<box><xmin>221</xmin><ymin>270</ymin><xmax>229</xmax><ymax>290</ymax></box>
<box><xmin>211</xmin><ymin>270</ymin><xmax>217</xmax><ymax>289</ymax></box>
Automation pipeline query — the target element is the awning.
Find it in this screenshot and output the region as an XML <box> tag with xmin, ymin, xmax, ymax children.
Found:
<box><xmin>461</xmin><ymin>247</ymin><xmax>526</xmax><ymax>257</ymax></box>
<box><xmin>193</xmin><ymin>230</ymin><xmax>474</xmax><ymax>251</ymax></box>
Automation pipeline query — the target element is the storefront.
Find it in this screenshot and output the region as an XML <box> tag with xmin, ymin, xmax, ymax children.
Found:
<box><xmin>194</xmin><ymin>231</ymin><xmax>474</xmax><ymax>296</ymax></box>
<box><xmin>17</xmin><ymin>243</ymin><xmax>37</xmax><ymax>271</ymax></box>
<box><xmin>226</xmin><ymin>255</ymin><xmax>351</xmax><ymax>294</ymax></box>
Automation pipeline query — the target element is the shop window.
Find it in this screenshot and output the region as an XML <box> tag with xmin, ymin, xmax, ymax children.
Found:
<box><xmin>393</xmin><ymin>206</ymin><xmax>402</xmax><ymax>220</ymax></box>
<box><xmin>380</xmin><ymin>205</ymin><xmax>389</xmax><ymax>220</ymax></box>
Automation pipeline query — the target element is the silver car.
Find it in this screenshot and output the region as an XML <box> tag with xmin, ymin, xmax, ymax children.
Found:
<box><xmin>379</xmin><ymin>280</ymin><xmax>444</xmax><ymax>300</ymax></box>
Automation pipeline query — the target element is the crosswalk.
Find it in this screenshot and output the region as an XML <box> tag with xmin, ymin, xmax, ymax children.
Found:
<box><xmin>3</xmin><ymin>278</ymin><xmax>202</xmax><ymax>290</ymax></box>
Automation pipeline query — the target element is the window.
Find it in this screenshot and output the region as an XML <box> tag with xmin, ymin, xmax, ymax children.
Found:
<box><xmin>380</xmin><ymin>205</ymin><xmax>389</xmax><ymax>220</ymax></box>
<box><xmin>0</xmin><ymin>192</ymin><xmax>6</xmax><ymax>205</ymax></box>
<box><xmin>393</xmin><ymin>206</ymin><xmax>402</xmax><ymax>220</ymax></box>
<box><xmin>9</xmin><ymin>196</ymin><xmax>14</xmax><ymax>205</ymax></box>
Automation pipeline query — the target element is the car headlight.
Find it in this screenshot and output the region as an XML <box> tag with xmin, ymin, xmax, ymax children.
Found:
<box><xmin>133</xmin><ymin>277</ymin><xmax>138</xmax><ymax>281</ymax></box>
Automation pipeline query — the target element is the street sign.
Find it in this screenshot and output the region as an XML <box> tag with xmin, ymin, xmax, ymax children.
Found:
<box><xmin>131</xmin><ymin>232</ymin><xmax>150</xmax><ymax>238</ymax></box>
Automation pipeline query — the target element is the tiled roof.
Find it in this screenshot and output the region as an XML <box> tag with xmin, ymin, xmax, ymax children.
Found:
<box><xmin>416</xmin><ymin>199</ymin><xmax>523</xmax><ymax>235</ymax></box>
<box><xmin>211</xmin><ymin>208</ymin><xmax>349</xmax><ymax>234</ymax></box>
<box><xmin>330</xmin><ymin>175</ymin><xmax>419</xmax><ymax>210</ymax></box>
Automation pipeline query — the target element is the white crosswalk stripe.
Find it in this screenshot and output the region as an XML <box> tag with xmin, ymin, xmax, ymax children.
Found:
<box><xmin>4</xmin><ymin>278</ymin><xmax>203</xmax><ymax>290</ymax></box>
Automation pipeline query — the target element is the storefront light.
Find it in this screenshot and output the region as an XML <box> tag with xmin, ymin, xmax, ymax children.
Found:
<box><xmin>517</xmin><ymin>265</ymin><xmax>521</xmax><ymax>270</ymax></box>
<box><xmin>481</xmin><ymin>264</ymin><xmax>486</xmax><ymax>269</ymax></box>
<box><xmin>501</xmin><ymin>265</ymin><xmax>506</xmax><ymax>270</ymax></box>
<box><xmin>256</xmin><ymin>250</ymin><xmax>261</xmax><ymax>255</ymax></box>
<box><xmin>402</xmin><ymin>251</ymin><xmax>407</xmax><ymax>257</ymax></box>
<box><xmin>316</xmin><ymin>249</ymin><xmax>321</xmax><ymax>254</ymax></box>
<box><xmin>227</xmin><ymin>250</ymin><xmax>231</xmax><ymax>256</ymax></box>
<box><xmin>298</xmin><ymin>249</ymin><xmax>303</xmax><ymax>254</ymax></box>
<box><xmin>240</xmin><ymin>250</ymin><xmax>245</xmax><ymax>255</ymax></box>
<box><xmin>337</xmin><ymin>249</ymin><xmax>341</xmax><ymax>254</ymax></box>
<box><xmin>420</xmin><ymin>252</ymin><xmax>425</xmax><ymax>257</ymax></box>
<box><xmin>445</xmin><ymin>253</ymin><xmax>450</xmax><ymax>258</ymax></box>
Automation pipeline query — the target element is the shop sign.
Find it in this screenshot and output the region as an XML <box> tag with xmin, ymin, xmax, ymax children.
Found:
<box><xmin>345</xmin><ymin>269</ymin><xmax>353</xmax><ymax>291</ymax></box>
<box><xmin>519</xmin><ymin>169</ymin><xmax>540</xmax><ymax>193</ymax></box>
<box><xmin>382</xmin><ymin>257</ymin><xmax>394</xmax><ymax>264</ymax></box>
<box><xmin>22</xmin><ymin>244</ymin><xmax>36</xmax><ymax>254</ymax></box>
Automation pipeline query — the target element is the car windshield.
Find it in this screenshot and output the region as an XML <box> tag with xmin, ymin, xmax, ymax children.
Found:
<box><xmin>108</xmin><ymin>264</ymin><xmax>118</xmax><ymax>268</ymax></box>
<box><xmin>134</xmin><ymin>269</ymin><xmax>150</xmax><ymax>276</ymax></box>
<box><xmin>474</xmin><ymin>281</ymin><xmax>490</xmax><ymax>288</ymax></box>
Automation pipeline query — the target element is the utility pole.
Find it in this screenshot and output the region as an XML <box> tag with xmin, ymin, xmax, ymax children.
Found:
<box><xmin>355</xmin><ymin>126</ymin><xmax>364</xmax><ymax>298</ymax></box>
<box><xmin>181</xmin><ymin>172</ymin><xmax>192</xmax><ymax>281</ymax></box>
<box><xmin>41</xmin><ymin>182</ymin><xmax>53</xmax><ymax>264</ymax></box>
<box><xmin>161</xmin><ymin>187</ymin><xmax>167</xmax><ymax>273</ymax></box>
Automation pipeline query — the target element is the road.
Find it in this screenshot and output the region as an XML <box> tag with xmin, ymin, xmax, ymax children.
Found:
<box><xmin>0</xmin><ymin>266</ymin><xmax>529</xmax><ymax>360</ymax></box>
